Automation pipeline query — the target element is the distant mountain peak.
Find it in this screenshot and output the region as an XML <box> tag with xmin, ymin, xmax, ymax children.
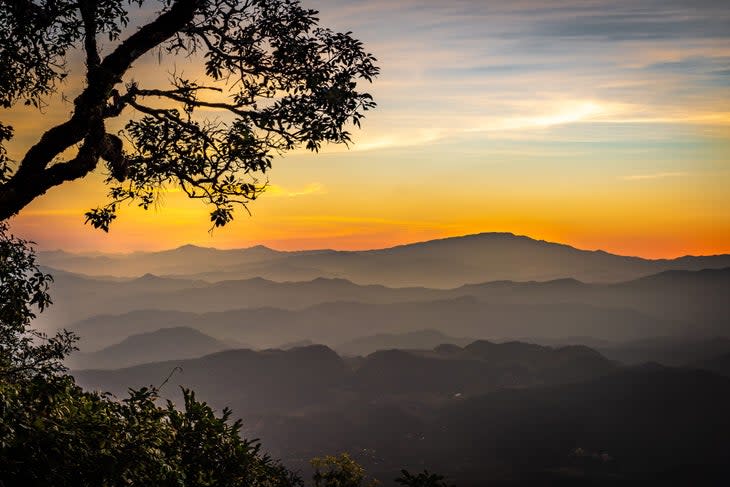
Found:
<box><xmin>173</xmin><ymin>243</ymin><xmax>208</xmax><ymax>251</ymax></box>
<box><xmin>310</xmin><ymin>276</ymin><xmax>354</xmax><ymax>285</ymax></box>
<box><xmin>245</xmin><ymin>244</ymin><xmax>276</xmax><ymax>252</ymax></box>
<box><xmin>135</xmin><ymin>272</ymin><xmax>162</xmax><ymax>281</ymax></box>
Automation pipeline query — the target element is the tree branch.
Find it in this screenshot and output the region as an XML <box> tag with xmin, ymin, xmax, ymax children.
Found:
<box><xmin>0</xmin><ymin>0</ymin><xmax>204</xmax><ymax>221</ymax></box>
<box><xmin>134</xmin><ymin>87</ymin><xmax>259</xmax><ymax>119</ymax></box>
<box><xmin>79</xmin><ymin>0</ymin><xmax>101</xmax><ymax>73</ymax></box>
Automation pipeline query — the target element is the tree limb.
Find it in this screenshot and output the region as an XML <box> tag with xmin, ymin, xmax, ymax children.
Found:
<box><xmin>0</xmin><ymin>0</ymin><xmax>203</xmax><ymax>220</ymax></box>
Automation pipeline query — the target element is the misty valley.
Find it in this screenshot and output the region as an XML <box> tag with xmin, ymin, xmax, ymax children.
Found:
<box><xmin>39</xmin><ymin>233</ymin><xmax>730</xmax><ymax>486</ymax></box>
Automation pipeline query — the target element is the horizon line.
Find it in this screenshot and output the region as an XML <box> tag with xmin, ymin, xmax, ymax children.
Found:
<box><xmin>38</xmin><ymin>231</ymin><xmax>730</xmax><ymax>262</ymax></box>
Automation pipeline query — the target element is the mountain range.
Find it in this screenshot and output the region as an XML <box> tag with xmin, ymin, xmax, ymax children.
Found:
<box><xmin>43</xmin><ymin>231</ymin><xmax>730</xmax><ymax>485</ymax></box>
<box><xmin>74</xmin><ymin>341</ymin><xmax>619</xmax><ymax>417</ymax></box>
<box><xmin>45</xmin><ymin>265</ymin><xmax>729</xmax><ymax>353</ymax></box>
<box><xmin>39</xmin><ymin>232</ymin><xmax>730</xmax><ymax>287</ymax></box>
<box><xmin>66</xmin><ymin>326</ymin><xmax>234</xmax><ymax>370</ymax></box>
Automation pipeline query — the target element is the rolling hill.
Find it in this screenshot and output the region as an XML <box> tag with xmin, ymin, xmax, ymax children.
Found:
<box><xmin>337</xmin><ymin>329</ymin><xmax>475</xmax><ymax>356</ymax></box>
<box><xmin>66</xmin><ymin>327</ymin><xmax>234</xmax><ymax>369</ymax></box>
<box><xmin>65</xmin><ymin>298</ymin><xmax>672</xmax><ymax>351</ymax></box>
<box><xmin>73</xmin><ymin>341</ymin><xmax>618</xmax><ymax>417</ymax></box>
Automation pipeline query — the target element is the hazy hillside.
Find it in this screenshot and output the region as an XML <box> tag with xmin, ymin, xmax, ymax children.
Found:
<box><xmin>337</xmin><ymin>329</ymin><xmax>475</xmax><ymax>356</ymax></box>
<box><xmin>39</xmin><ymin>233</ymin><xmax>730</xmax><ymax>287</ymax></box>
<box><xmin>457</xmin><ymin>267</ymin><xmax>730</xmax><ymax>330</ymax></box>
<box><xmin>33</xmin><ymin>271</ymin><xmax>210</xmax><ymax>330</ymax></box>
<box><xmin>67</xmin><ymin>298</ymin><xmax>674</xmax><ymax>351</ymax></box>
<box><xmin>351</xmin><ymin>341</ymin><xmax>616</xmax><ymax>396</ymax></box>
<box><xmin>38</xmin><ymin>271</ymin><xmax>441</xmax><ymax>329</ymax></box>
<box><xmin>40</xmin><ymin>266</ymin><xmax>730</xmax><ymax>347</ymax></box>
<box><xmin>597</xmin><ymin>336</ymin><xmax>730</xmax><ymax>366</ymax></box>
<box><xmin>62</xmin><ymin>310</ymin><xmax>199</xmax><ymax>351</ymax></box>
<box><xmin>74</xmin><ymin>341</ymin><xmax>617</xmax><ymax>416</ymax></box>
<box><xmin>38</xmin><ymin>244</ymin><xmax>296</xmax><ymax>277</ymax></box>
<box><xmin>76</xmin><ymin>345</ymin><xmax>350</xmax><ymax>416</ymax></box>
<box><xmin>67</xmin><ymin>327</ymin><xmax>234</xmax><ymax>369</ymax></box>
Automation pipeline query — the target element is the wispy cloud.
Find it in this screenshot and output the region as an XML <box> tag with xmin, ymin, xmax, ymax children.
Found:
<box><xmin>622</xmin><ymin>172</ymin><xmax>688</xmax><ymax>181</ymax></box>
<box><xmin>265</xmin><ymin>182</ymin><xmax>327</xmax><ymax>197</ymax></box>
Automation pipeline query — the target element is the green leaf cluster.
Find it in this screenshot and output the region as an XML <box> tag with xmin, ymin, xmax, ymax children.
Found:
<box><xmin>0</xmin><ymin>376</ymin><xmax>301</xmax><ymax>487</ymax></box>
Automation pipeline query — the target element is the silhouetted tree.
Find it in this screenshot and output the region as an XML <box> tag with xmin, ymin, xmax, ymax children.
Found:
<box><xmin>311</xmin><ymin>453</ymin><xmax>379</xmax><ymax>487</ymax></box>
<box><xmin>0</xmin><ymin>0</ymin><xmax>378</xmax><ymax>228</ymax></box>
<box><xmin>0</xmin><ymin>378</ymin><xmax>303</xmax><ymax>486</ymax></box>
<box><xmin>396</xmin><ymin>469</ymin><xmax>453</xmax><ymax>487</ymax></box>
<box><xmin>0</xmin><ymin>222</ymin><xmax>76</xmax><ymax>381</ymax></box>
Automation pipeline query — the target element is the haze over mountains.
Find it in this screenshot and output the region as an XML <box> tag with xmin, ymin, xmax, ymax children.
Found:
<box><xmin>39</xmin><ymin>231</ymin><xmax>730</xmax><ymax>484</ymax></box>
<box><xmin>66</xmin><ymin>327</ymin><xmax>234</xmax><ymax>370</ymax></box>
<box><xmin>40</xmin><ymin>266</ymin><xmax>729</xmax><ymax>354</ymax></box>
<box><xmin>40</xmin><ymin>232</ymin><xmax>730</xmax><ymax>287</ymax></box>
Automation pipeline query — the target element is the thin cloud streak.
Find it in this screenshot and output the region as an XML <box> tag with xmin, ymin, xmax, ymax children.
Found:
<box><xmin>265</xmin><ymin>183</ymin><xmax>327</xmax><ymax>197</ymax></box>
<box><xmin>622</xmin><ymin>172</ymin><xmax>688</xmax><ymax>181</ymax></box>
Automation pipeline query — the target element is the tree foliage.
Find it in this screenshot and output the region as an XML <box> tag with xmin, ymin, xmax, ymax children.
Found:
<box><xmin>0</xmin><ymin>0</ymin><xmax>378</xmax><ymax>228</ymax></box>
<box><xmin>395</xmin><ymin>470</ymin><xmax>453</xmax><ymax>487</ymax></box>
<box><xmin>0</xmin><ymin>222</ymin><xmax>76</xmax><ymax>381</ymax></box>
<box><xmin>0</xmin><ymin>377</ymin><xmax>303</xmax><ymax>487</ymax></box>
<box><xmin>311</xmin><ymin>453</ymin><xmax>378</xmax><ymax>487</ymax></box>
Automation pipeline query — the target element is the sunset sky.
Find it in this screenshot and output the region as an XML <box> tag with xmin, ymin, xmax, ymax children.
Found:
<box><xmin>5</xmin><ymin>0</ymin><xmax>730</xmax><ymax>258</ymax></box>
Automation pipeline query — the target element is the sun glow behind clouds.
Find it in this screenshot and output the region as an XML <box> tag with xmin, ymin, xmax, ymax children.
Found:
<box><xmin>472</xmin><ymin>101</ymin><xmax>609</xmax><ymax>132</ymax></box>
<box><xmin>337</xmin><ymin>101</ymin><xmax>617</xmax><ymax>153</ymax></box>
<box><xmin>5</xmin><ymin>0</ymin><xmax>730</xmax><ymax>258</ymax></box>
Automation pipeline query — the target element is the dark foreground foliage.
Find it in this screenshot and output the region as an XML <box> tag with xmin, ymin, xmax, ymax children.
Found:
<box><xmin>0</xmin><ymin>377</ymin><xmax>300</xmax><ymax>487</ymax></box>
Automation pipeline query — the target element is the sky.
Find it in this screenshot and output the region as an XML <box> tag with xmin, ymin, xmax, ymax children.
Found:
<box><xmin>5</xmin><ymin>0</ymin><xmax>730</xmax><ymax>257</ymax></box>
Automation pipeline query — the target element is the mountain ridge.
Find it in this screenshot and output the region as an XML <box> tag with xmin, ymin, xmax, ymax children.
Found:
<box><xmin>38</xmin><ymin>232</ymin><xmax>730</xmax><ymax>288</ymax></box>
<box><xmin>43</xmin><ymin>265</ymin><xmax>728</xmax><ymax>349</ymax></box>
<box><xmin>42</xmin><ymin>232</ymin><xmax>730</xmax><ymax>261</ymax></box>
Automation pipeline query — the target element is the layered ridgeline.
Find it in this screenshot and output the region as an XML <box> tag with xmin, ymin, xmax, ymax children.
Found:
<box><xmin>66</xmin><ymin>327</ymin><xmax>236</xmax><ymax>370</ymax></box>
<box><xmin>40</xmin><ymin>233</ymin><xmax>730</xmax><ymax>287</ymax></box>
<box><xmin>75</xmin><ymin>341</ymin><xmax>619</xmax><ymax>417</ymax></box>
<box><xmin>74</xmin><ymin>343</ymin><xmax>730</xmax><ymax>486</ymax></box>
<box><xmin>42</xmin><ymin>232</ymin><xmax>730</xmax><ymax>485</ymax></box>
<box><xmin>43</xmin><ymin>267</ymin><xmax>730</xmax><ymax>352</ymax></box>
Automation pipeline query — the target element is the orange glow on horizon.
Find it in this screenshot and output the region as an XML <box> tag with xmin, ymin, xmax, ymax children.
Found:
<box><xmin>9</xmin><ymin>207</ymin><xmax>729</xmax><ymax>260</ymax></box>
<box><xmin>2</xmin><ymin>0</ymin><xmax>729</xmax><ymax>263</ymax></box>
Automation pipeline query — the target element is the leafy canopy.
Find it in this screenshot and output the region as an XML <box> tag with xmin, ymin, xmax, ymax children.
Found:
<box><xmin>0</xmin><ymin>377</ymin><xmax>304</xmax><ymax>486</ymax></box>
<box><xmin>0</xmin><ymin>0</ymin><xmax>378</xmax><ymax>229</ymax></box>
<box><xmin>0</xmin><ymin>222</ymin><xmax>76</xmax><ymax>381</ymax></box>
<box><xmin>311</xmin><ymin>453</ymin><xmax>378</xmax><ymax>487</ymax></box>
